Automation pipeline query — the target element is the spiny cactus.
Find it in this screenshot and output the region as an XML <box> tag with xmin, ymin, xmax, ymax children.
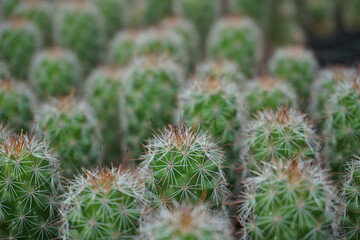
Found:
<box><xmin>29</xmin><ymin>47</ymin><xmax>82</xmax><ymax>101</ymax></box>
<box><xmin>61</xmin><ymin>167</ymin><xmax>148</xmax><ymax>239</ymax></box>
<box><xmin>122</xmin><ymin>0</ymin><xmax>147</xmax><ymax>28</ymax></box>
<box><xmin>1</xmin><ymin>0</ymin><xmax>22</xmax><ymax>19</ymax></box>
<box><xmin>139</xmin><ymin>124</ymin><xmax>229</xmax><ymax>208</ymax></box>
<box><xmin>0</xmin><ymin>19</ymin><xmax>42</xmax><ymax>80</ymax></box>
<box><xmin>342</xmin><ymin>0</ymin><xmax>360</xmax><ymax>31</ymax></box>
<box><xmin>341</xmin><ymin>157</ymin><xmax>360</xmax><ymax>240</ymax></box>
<box><xmin>140</xmin><ymin>204</ymin><xmax>232</xmax><ymax>240</ymax></box>
<box><xmin>0</xmin><ymin>61</ymin><xmax>11</xmax><ymax>79</ymax></box>
<box><xmin>242</xmin><ymin>108</ymin><xmax>318</xmax><ymax>171</ymax></box>
<box><xmin>269</xmin><ymin>46</ymin><xmax>318</xmax><ymax>101</ymax></box>
<box><xmin>244</xmin><ymin>76</ymin><xmax>297</xmax><ymax>117</ymax></box>
<box><xmin>207</xmin><ymin>17</ymin><xmax>263</xmax><ymax>78</ymax></box>
<box><xmin>0</xmin><ymin>79</ymin><xmax>35</xmax><ymax>132</ymax></box>
<box><xmin>196</xmin><ymin>60</ymin><xmax>245</xmax><ymax>84</ymax></box>
<box><xmin>0</xmin><ymin>130</ymin><xmax>63</xmax><ymax>239</ymax></box>
<box><xmin>54</xmin><ymin>1</ymin><xmax>105</xmax><ymax>73</ymax></box>
<box><xmin>14</xmin><ymin>0</ymin><xmax>53</xmax><ymax>45</ymax></box>
<box><xmin>36</xmin><ymin>95</ymin><xmax>101</xmax><ymax>177</ymax></box>
<box><xmin>86</xmin><ymin>66</ymin><xmax>122</xmax><ymax>163</ymax></box>
<box><xmin>121</xmin><ymin>57</ymin><xmax>183</xmax><ymax>157</ymax></box>
<box><xmin>239</xmin><ymin>160</ymin><xmax>339</xmax><ymax>240</ymax></box>
<box><xmin>108</xmin><ymin>30</ymin><xmax>139</xmax><ymax>66</ymax></box>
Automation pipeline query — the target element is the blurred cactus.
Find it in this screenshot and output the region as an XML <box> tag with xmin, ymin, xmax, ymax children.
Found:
<box><xmin>0</xmin><ymin>79</ymin><xmax>35</xmax><ymax>132</ymax></box>
<box><xmin>139</xmin><ymin>124</ymin><xmax>229</xmax><ymax>207</ymax></box>
<box><xmin>144</xmin><ymin>0</ymin><xmax>173</xmax><ymax>25</ymax></box>
<box><xmin>269</xmin><ymin>46</ymin><xmax>317</xmax><ymax>101</ymax></box>
<box><xmin>86</xmin><ymin>66</ymin><xmax>122</xmax><ymax>163</ymax></box>
<box><xmin>196</xmin><ymin>60</ymin><xmax>245</xmax><ymax>84</ymax></box>
<box><xmin>36</xmin><ymin>95</ymin><xmax>101</xmax><ymax>177</ymax></box>
<box><xmin>54</xmin><ymin>1</ymin><xmax>105</xmax><ymax>72</ymax></box>
<box><xmin>121</xmin><ymin>57</ymin><xmax>183</xmax><ymax>157</ymax></box>
<box><xmin>1</xmin><ymin>0</ymin><xmax>22</xmax><ymax>19</ymax></box>
<box><xmin>0</xmin><ymin>130</ymin><xmax>63</xmax><ymax>239</ymax></box>
<box><xmin>239</xmin><ymin>160</ymin><xmax>339</xmax><ymax>240</ymax></box>
<box><xmin>140</xmin><ymin>204</ymin><xmax>232</xmax><ymax>239</ymax></box>
<box><xmin>61</xmin><ymin>167</ymin><xmax>147</xmax><ymax>239</ymax></box>
<box><xmin>342</xmin><ymin>0</ymin><xmax>360</xmax><ymax>31</ymax></box>
<box><xmin>108</xmin><ymin>30</ymin><xmax>138</xmax><ymax>66</ymax></box>
<box><xmin>0</xmin><ymin>61</ymin><xmax>11</xmax><ymax>79</ymax></box>
<box><xmin>0</xmin><ymin>19</ymin><xmax>42</xmax><ymax>80</ymax></box>
<box><xmin>29</xmin><ymin>47</ymin><xmax>81</xmax><ymax>101</ymax></box>
<box><xmin>122</xmin><ymin>0</ymin><xmax>147</xmax><ymax>28</ymax></box>
<box><xmin>208</xmin><ymin>17</ymin><xmax>263</xmax><ymax>78</ymax></box>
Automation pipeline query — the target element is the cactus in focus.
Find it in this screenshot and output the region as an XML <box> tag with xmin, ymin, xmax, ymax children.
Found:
<box><xmin>29</xmin><ymin>47</ymin><xmax>81</xmax><ymax>101</ymax></box>
<box><xmin>207</xmin><ymin>17</ymin><xmax>263</xmax><ymax>78</ymax></box>
<box><xmin>121</xmin><ymin>57</ymin><xmax>183</xmax><ymax>156</ymax></box>
<box><xmin>0</xmin><ymin>61</ymin><xmax>11</xmax><ymax>79</ymax></box>
<box><xmin>54</xmin><ymin>1</ymin><xmax>105</xmax><ymax>72</ymax></box>
<box><xmin>269</xmin><ymin>46</ymin><xmax>317</xmax><ymax>101</ymax></box>
<box><xmin>0</xmin><ymin>19</ymin><xmax>42</xmax><ymax>79</ymax></box>
<box><xmin>86</xmin><ymin>66</ymin><xmax>122</xmax><ymax>163</ymax></box>
<box><xmin>243</xmin><ymin>108</ymin><xmax>318</xmax><ymax>171</ymax></box>
<box><xmin>36</xmin><ymin>95</ymin><xmax>101</xmax><ymax>177</ymax></box>
<box><xmin>0</xmin><ymin>130</ymin><xmax>63</xmax><ymax>239</ymax></box>
<box><xmin>140</xmin><ymin>204</ymin><xmax>232</xmax><ymax>239</ymax></box>
<box><xmin>1</xmin><ymin>0</ymin><xmax>22</xmax><ymax>19</ymax></box>
<box><xmin>196</xmin><ymin>60</ymin><xmax>245</xmax><ymax>84</ymax></box>
<box><xmin>239</xmin><ymin>160</ymin><xmax>339</xmax><ymax>240</ymax></box>
<box><xmin>0</xmin><ymin>79</ymin><xmax>35</xmax><ymax>132</ymax></box>
<box><xmin>342</xmin><ymin>0</ymin><xmax>360</xmax><ymax>31</ymax></box>
<box><xmin>108</xmin><ymin>30</ymin><xmax>139</xmax><ymax>66</ymax></box>
<box><xmin>61</xmin><ymin>167</ymin><xmax>148</xmax><ymax>239</ymax></box>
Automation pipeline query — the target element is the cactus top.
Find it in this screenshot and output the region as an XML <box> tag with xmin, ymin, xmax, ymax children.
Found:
<box><xmin>196</xmin><ymin>60</ymin><xmax>245</xmax><ymax>84</ymax></box>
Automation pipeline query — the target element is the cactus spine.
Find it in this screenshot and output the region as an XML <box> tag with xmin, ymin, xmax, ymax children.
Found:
<box><xmin>0</xmin><ymin>130</ymin><xmax>63</xmax><ymax>239</ymax></box>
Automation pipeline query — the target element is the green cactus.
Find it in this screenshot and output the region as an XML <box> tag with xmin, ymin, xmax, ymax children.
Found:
<box><xmin>0</xmin><ymin>61</ymin><xmax>11</xmax><ymax>79</ymax></box>
<box><xmin>54</xmin><ymin>1</ymin><xmax>105</xmax><ymax>73</ymax></box>
<box><xmin>121</xmin><ymin>57</ymin><xmax>183</xmax><ymax>157</ymax></box>
<box><xmin>0</xmin><ymin>130</ymin><xmax>63</xmax><ymax>239</ymax></box>
<box><xmin>61</xmin><ymin>167</ymin><xmax>148</xmax><ymax>239</ymax></box>
<box><xmin>341</xmin><ymin>157</ymin><xmax>360</xmax><ymax>240</ymax></box>
<box><xmin>244</xmin><ymin>76</ymin><xmax>297</xmax><ymax>117</ymax></box>
<box><xmin>239</xmin><ymin>160</ymin><xmax>339</xmax><ymax>240</ymax></box>
<box><xmin>0</xmin><ymin>19</ymin><xmax>42</xmax><ymax>80</ymax></box>
<box><xmin>243</xmin><ymin>108</ymin><xmax>318</xmax><ymax>171</ymax></box>
<box><xmin>14</xmin><ymin>1</ymin><xmax>53</xmax><ymax>45</ymax></box>
<box><xmin>108</xmin><ymin>30</ymin><xmax>139</xmax><ymax>66</ymax></box>
<box><xmin>269</xmin><ymin>46</ymin><xmax>317</xmax><ymax>101</ymax></box>
<box><xmin>1</xmin><ymin>0</ymin><xmax>22</xmax><ymax>19</ymax></box>
<box><xmin>29</xmin><ymin>47</ymin><xmax>82</xmax><ymax>101</ymax></box>
<box><xmin>0</xmin><ymin>79</ymin><xmax>35</xmax><ymax>132</ymax></box>
<box><xmin>36</xmin><ymin>95</ymin><xmax>101</xmax><ymax>177</ymax></box>
<box><xmin>144</xmin><ymin>0</ymin><xmax>173</xmax><ymax>25</ymax></box>
<box><xmin>140</xmin><ymin>204</ymin><xmax>232</xmax><ymax>240</ymax></box>
<box><xmin>122</xmin><ymin>0</ymin><xmax>147</xmax><ymax>28</ymax></box>
<box><xmin>139</xmin><ymin>124</ymin><xmax>229</xmax><ymax>208</ymax></box>
<box><xmin>342</xmin><ymin>0</ymin><xmax>360</xmax><ymax>31</ymax></box>
<box><xmin>86</xmin><ymin>66</ymin><xmax>122</xmax><ymax>163</ymax></box>
<box><xmin>207</xmin><ymin>17</ymin><xmax>263</xmax><ymax>78</ymax></box>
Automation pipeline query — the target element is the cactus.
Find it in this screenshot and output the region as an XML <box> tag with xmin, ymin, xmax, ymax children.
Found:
<box><xmin>0</xmin><ymin>19</ymin><xmax>42</xmax><ymax>80</ymax></box>
<box><xmin>29</xmin><ymin>47</ymin><xmax>82</xmax><ymax>101</ymax></box>
<box><xmin>54</xmin><ymin>1</ymin><xmax>105</xmax><ymax>73</ymax></box>
<box><xmin>239</xmin><ymin>160</ymin><xmax>339</xmax><ymax>240</ymax></box>
<box><xmin>139</xmin><ymin>124</ymin><xmax>229</xmax><ymax>207</ymax></box>
<box><xmin>242</xmin><ymin>108</ymin><xmax>318</xmax><ymax>171</ymax></box>
<box><xmin>144</xmin><ymin>0</ymin><xmax>173</xmax><ymax>25</ymax></box>
<box><xmin>0</xmin><ymin>130</ymin><xmax>63</xmax><ymax>239</ymax></box>
<box><xmin>0</xmin><ymin>79</ymin><xmax>35</xmax><ymax>132</ymax></box>
<box><xmin>244</xmin><ymin>76</ymin><xmax>297</xmax><ymax>117</ymax></box>
<box><xmin>1</xmin><ymin>0</ymin><xmax>22</xmax><ymax>19</ymax></box>
<box><xmin>121</xmin><ymin>57</ymin><xmax>183</xmax><ymax>157</ymax></box>
<box><xmin>207</xmin><ymin>17</ymin><xmax>263</xmax><ymax>78</ymax></box>
<box><xmin>36</xmin><ymin>95</ymin><xmax>101</xmax><ymax>177</ymax></box>
<box><xmin>108</xmin><ymin>30</ymin><xmax>139</xmax><ymax>66</ymax></box>
<box><xmin>61</xmin><ymin>167</ymin><xmax>148</xmax><ymax>239</ymax></box>
<box><xmin>342</xmin><ymin>0</ymin><xmax>360</xmax><ymax>31</ymax></box>
<box><xmin>341</xmin><ymin>157</ymin><xmax>360</xmax><ymax>240</ymax></box>
<box><xmin>0</xmin><ymin>61</ymin><xmax>11</xmax><ymax>79</ymax></box>
<box><xmin>140</xmin><ymin>204</ymin><xmax>232</xmax><ymax>239</ymax></box>
<box><xmin>14</xmin><ymin>0</ymin><xmax>53</xmax><ymax>45</ymax></box>
<box><xmin>86</xmin><ymin>66</ymin><xmax>122</xmax><ymax>163</ymax></box>
<box><xmin>269</xmin><ymin>46</ymin><xmax>317</xmax><ymax>101</ymax></box>
<box><xmin>122</xmin><ymin>0</ymin><xmax>147</xmax><ymax>28</ymax></box>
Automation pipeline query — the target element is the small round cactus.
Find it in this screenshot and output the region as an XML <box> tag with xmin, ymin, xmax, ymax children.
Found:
<box><xmin>61</xmin><ymin>167</ymin><xmax>148</xmax><ymax>239</ymax></box>
<box><xmin>0</xmin><ymin>130</ymin><xmax>63</xmax><ymax>239</ymax></box>
<box><xmin>0</xmin><ymin>79</ymin><xmax>35</xmax><ymax>132</ymax></box>
<box><xmin>36</xmin><ymin>95</ymin><xmax>101</xmax><ymax>177</ymax></box>
<box><xmin>108</xmin><ymin>30</ymin><xmax>139</xmax><ymax>66</ymax></box>
<box><xmin>0</xmin><ymin>19</ymin><xmax>42</xmax><ymax>80</ymax></box>
<box><xmin>238</xmin><ymin>160</ymin><xmax>340</xmax><ymax>240</ymax></box>
<box><xmin>269</xmin><ymin>46</ymin><xmax>318</xmax><ymax>101</ymax></box>
<box><xmin>140</xmin><ymin>204</ymin><xmax>232</xmax><ymax>239</ymax></box>
<box><xmin>139</xmin><ymin>124</ymin><xmax>229</xmax><ymax>207</ymax></box>
<box><xmin>0</xmin><ymin>0</ymin><xmax>22</xmax><ymax>19</ymax></box>
<box><xmin>29</xmin><ymin>47</ymin><xmax>82</xmax><ymax>101</ymax></box>
<box><xmin>54</xmin><ymin>1</ymin><xmax>105</xmax><ymax>73</ymax></box>
<box><xmin>196</xmin><ymin>60</ymin><xmax>245</xmax><ymax>84</ymax></box>
<box><xmin>207</xmin><ymin>17</ymin><xmax>263</xmax><ymax>78</ymax></box>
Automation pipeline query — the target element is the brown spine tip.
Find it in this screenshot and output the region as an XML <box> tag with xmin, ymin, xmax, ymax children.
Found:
<box><xmin>276</xmin><ymin>108</ymin><xmax>290</xmax><ymax>124</ymax></box>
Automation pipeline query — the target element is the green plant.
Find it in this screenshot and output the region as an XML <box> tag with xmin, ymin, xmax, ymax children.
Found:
<box><xmin>342</xmin><ymin>0</ymin><xmax>360</xmax><ymax>31</ymax></box>
<box><xmin>207</xmin><ymin>17</ymin><xmax>263</xmax><ymax>78</ymax></box>
<box><xmin>144</xmin><ymin>0</ymin><xmax>173</xmax><ymax>25</ymax></box>
<box><xmin>1</xmin><ymin>0</ymin><xmax>22</xmax><ymax>19</ymax></box>
<box><xmin>0</xmin><ymin>19</ymin><xmax>42</xmax><ymax>80</ymax></box>
<box><xmin>196</xmin><ymin>60</ymin><xmax>245</xmax><ymax>84</ymax></box>
<box><xmin>108</xmin><ymin>30</ymin><xmax>139</xmax><ymax>66</ymax></box>
<box><xmin>0</xmin><ymin>130</ymin><xmax>63</xmax><ymax>239</ymax></box>
<box><xmin>0</xmin><ymin>61</ymin><xmax>11</xmax><ymax>79</ymax></box>
<box><xmin>61</xmin><ymin>167</ymin><xmax>148</xmax><ymax>239</ymax></box>
<box><xmin>29</xmin><ymin>47</ymin><xmax>81</xmax><ymax>101</ymax></box>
